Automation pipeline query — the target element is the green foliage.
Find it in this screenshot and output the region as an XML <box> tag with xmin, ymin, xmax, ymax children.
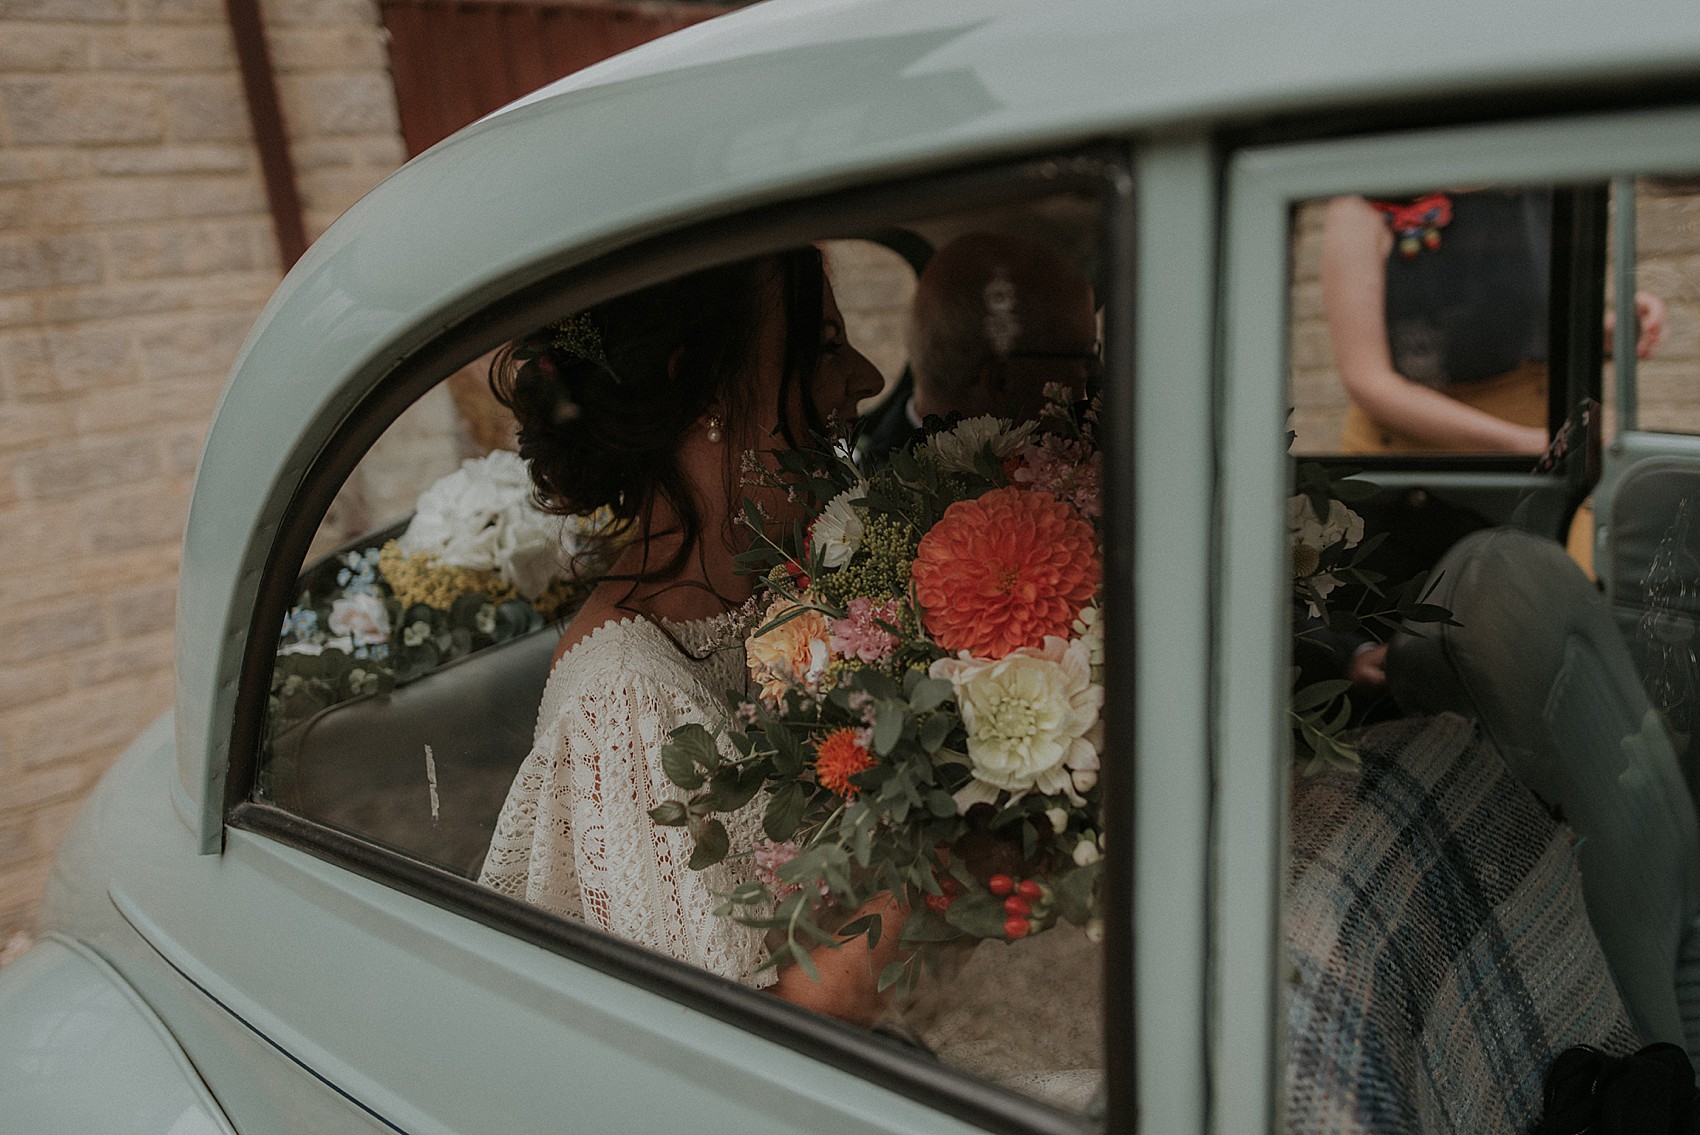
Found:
<box><xmin>1287</xmin><ymin>462</ymin><xmax>1454</xmax><ymax>771</ymax></box>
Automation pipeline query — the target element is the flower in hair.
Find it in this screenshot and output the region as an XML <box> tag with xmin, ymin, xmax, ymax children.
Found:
<box><xmin>550</xmin><ymin>312</ymin><xmax>608</xmax><ymax>368</ymax></box>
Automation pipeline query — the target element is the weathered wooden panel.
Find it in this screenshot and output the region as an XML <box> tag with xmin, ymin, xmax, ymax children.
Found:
<box><xmin>379</xmin><ymin>0</ymin><xmax>733</xmax><ymax>157</ymax></box>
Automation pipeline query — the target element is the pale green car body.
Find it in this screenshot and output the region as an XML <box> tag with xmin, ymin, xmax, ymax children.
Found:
<box><xmin>6</xmin><ymin>0</ymin><xmax>1700</xmax><ymax>1131</ymax></box>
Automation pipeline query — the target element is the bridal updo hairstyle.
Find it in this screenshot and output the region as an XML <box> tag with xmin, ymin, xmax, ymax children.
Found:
<box><xmin>490</xmin><ymin>249</ymin><xmax>827</xmax><ymax>582</ymax></box>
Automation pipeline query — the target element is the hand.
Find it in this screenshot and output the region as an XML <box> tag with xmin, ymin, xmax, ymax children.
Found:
<box><xmin>1635</xmin><ymin>290</ymin><xmax>1668</xmax><ymax>358</ymax></box>
<box><xmin>1347</xmin><ymin>642</ymin><xmax>1389</xmax><ymax>691</ymax></box>
<box><xmin>770</xmin><ymin>893</ymin><xmax>908</xmax><ymax>1027</ymax></box>
<box><xmin>1605</xmin><ymin>290</ymin><xmax>1667</xmax><ymax>359</ymax></box>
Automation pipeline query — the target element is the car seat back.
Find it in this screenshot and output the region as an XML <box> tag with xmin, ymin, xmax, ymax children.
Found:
<box><xmin>271</xmin><ymin>624</ymin><xmax>557</xmax><ymax>877</ymax></box>
<box><xmin>1389</xmin><ymin>526</ymin><xmax>1700</xmax><ymax>1060</ymax></box>
<box><xmin>1601</xmin><ymin>458</ymin><xmax>1700</xmax><ymax>809</ymax></box>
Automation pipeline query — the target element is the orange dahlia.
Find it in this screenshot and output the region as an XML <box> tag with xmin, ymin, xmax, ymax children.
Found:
<box><xmin>912</xmin><ymin>487</ymin><xmax>1099</xmax><ymax>659</ymax></box>
<box><xmin>814</xmin><ymin>727</ymin><xmax>875</xmax><ymax>798</ymax></box>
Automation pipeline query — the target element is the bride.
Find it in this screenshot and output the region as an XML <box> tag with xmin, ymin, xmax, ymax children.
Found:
<box><xmin>477</xmin><ymin>249</ymin><xmax>899</xmax><ymax>1024</ymax></box>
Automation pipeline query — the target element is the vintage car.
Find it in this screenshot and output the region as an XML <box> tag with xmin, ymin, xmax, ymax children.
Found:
<box><xmin>7</xmin><ymin>0</ymin><xmax>1700</xmax><ymax>1131</ymax></box>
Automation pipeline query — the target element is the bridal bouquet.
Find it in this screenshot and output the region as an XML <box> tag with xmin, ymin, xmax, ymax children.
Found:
<box><xmin>654</xmin><ymin>389</ymin><xmax>1105</xmax><ymax>992</ymax></box>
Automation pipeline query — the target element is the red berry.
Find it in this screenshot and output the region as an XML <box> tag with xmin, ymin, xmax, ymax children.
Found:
<box><xmin>924</xmin><ymin>893</ymin><xmax>953</xmax><ymax>913</ymax></box>
<box><xmin>1003</xmin><ymin>895</ymin><xmax>1031</xmax><ymax>917</ymax></box>
<box><xmin>1004</xmin><ymin>916</ymin><xmax>1031</xmax><ymax>939</ymax></box>
<box><xmin>941</xmin><ymin>877</ymin><xmax>963</xmax><ymax>897</ymax></box>
<box><xmin>988</xmin><ymin>874</ymin><xmax>1015</xmax><ymax>896</ymax></box>
<box><xmin>1017</xmin><ymin>879</ymin><xmax>1044</xmax><ymax>900</ymax></box>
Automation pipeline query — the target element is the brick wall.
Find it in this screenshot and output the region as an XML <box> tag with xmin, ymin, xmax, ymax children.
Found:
<box><xmin>0</xmin><ymin>0</ymin><xmax>404</xmax><ymax>945</ymax></box>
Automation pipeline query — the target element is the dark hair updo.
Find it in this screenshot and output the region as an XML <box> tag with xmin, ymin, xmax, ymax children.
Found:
<box><xmin>490</xmin><ymin>247</ymin><xmax>826</xmax><ymax>584</ymax></box>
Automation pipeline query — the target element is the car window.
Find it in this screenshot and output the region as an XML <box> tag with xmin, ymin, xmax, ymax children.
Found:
<box><xmin>1288</xmin><ymin>184</ymin><xmax>1567</xmax><ymax>458</ymax></box>
<box><xmin>1245</xmin><ymin>110</ymin><xmax>1700</xmax><ymax>1132</ymax></box>
<box><xmin>1606</xmin><ymin>176</ymin><xmax>1700</xmax><ymax>439</ymax></box>
<box><xmin>249</xmin><ymin>178</ymin><xmax>1120</xmax><ymax>1122</ymax></box>
<box><xmin>824</xmin><ymin>238</ymin><xmax>918</xmax><ymax>417</ymax></box>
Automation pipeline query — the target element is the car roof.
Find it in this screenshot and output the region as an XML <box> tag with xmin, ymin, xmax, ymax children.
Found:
<box><xmin>176</xmin><ymin>0</ymin><xmax>1700</xmax><ymax>841</ymax></box>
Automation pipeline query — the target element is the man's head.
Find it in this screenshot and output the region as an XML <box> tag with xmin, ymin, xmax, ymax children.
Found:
<box><xmin>907</xmin><ymin>232</ymin><xmax>1098</xmax><ymax>423</ymax></box>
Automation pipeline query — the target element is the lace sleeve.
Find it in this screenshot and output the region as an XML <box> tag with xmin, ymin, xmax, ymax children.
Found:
<box><xmin>555</xmin><ymin>670</ymin><xmax>774</xmax><ymax>988</ymax></box>
<box><xmin>477</xmin><ymin>618</ymin><xmax>771</xmax><ymax>987</ymax></box>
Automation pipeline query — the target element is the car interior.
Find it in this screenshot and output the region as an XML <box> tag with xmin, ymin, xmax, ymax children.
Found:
<box><xmin>254</xmin><ymin>182</ymin><xmax>1121</xmax><ymax>1115</ymax></box>
<box><xmin>248</xmin><ymin>153</ymin><xmax>1700</xmax><ymax>1122</ymax></box>
<box><xmin>1292</xmin><ymin>175</ymin><xmax>1700</xmax><ymax>1074</ymax></box>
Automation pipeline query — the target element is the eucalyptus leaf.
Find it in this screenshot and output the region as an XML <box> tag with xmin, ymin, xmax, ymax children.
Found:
<box><xmin>837</xmin><ymin>913</ymin><xmax>880</xmax><ymax>950</ymax></box>
<box><xmin>660</xmin><ymin>739</ymin><xmax>705</xmax><ymax>790</ymax></box>
<box><xmin>687</xmin><ymin>819</ymin><xmax>729</xmax><ymax>870</ymax></box>
<box><xmin>899</xmin><ymin>910</ymin><xmax>961</xmax><ymax>944</ymax></box>
<box><xmin>909</xmin><ymin>678</ymin><xmax>954</xmax><ymax>713</ymax></box>
<box><xmin>855</xmin><ymin>670</ymin><xmax>901</xmax><ymax>702</ymax></box>
<box><xmin>852</xmin><ymin>815</ymin><xmax>874</xmax><ymax>867</ymax></box>
<box><xmin>1054</xmin><ymin>860</ymin><xmax>1102</xmax><ymax>923</ymax></box>
<box><xmin>1405</xmin><ymin>602</ymin><xmax>1458</xmax><ymax>625</ymax></box>
<box><xmin>763</xmin><ymin>781</ymin><xmax>805</xmax><ymax>841</ymax></box>
<box><xmin>648</xmin><ymin>800</ymin><xmax>689</xmax><ymax>826</ymax></box>
<box><xmin>944</xmin><ymin>891</ymin><xmax>1007</xmax><ymax>939</ymax></box>
<box><xmin>789</xmin><ymin>942</ymin><xmax>820</xmax><ymax>984</ymax></box>
<box><xmin>729</xmin><ymin>880</ymin><xmax>769</xmax><ymax>903</ymax></box>
<box><xmin>1291</xmin><ymin>679</ymin><xmax>1351</xmax><ymax>712</ymax></box>
<box><xmin>872</xmin><ymin>702</ymin><xmax>906</xmax><ymax>755</ymax></box>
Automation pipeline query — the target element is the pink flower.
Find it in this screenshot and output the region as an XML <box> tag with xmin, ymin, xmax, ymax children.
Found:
<box><xmin>1010</xmin><ymin>439</ymin><xmax>1102</xmax><ymax>519</ymax></box>
<box><xmin>830</xmin><ymin>596</ymin><xmax>903</xmax><ymax>664</ymax></box>
<box><xmin>752</xmin><ymin>839</ymin><xmax>828</xmax><ymax>900</ymax></box>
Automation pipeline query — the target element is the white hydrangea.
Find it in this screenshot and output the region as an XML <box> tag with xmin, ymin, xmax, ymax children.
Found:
<box><xmin>921</xmin><ymin>415</ymin><xmax>1036</xmax><ymax>475</ymax></box>
<box><xmin>811</xmin><ymin>482</ymin><xmax>867</xmax><ymax>569</ymax></box>
<box><xmin>398</xmin><ymin>449</ymin><xmax>590</xmax><ymax>601</ymax></box>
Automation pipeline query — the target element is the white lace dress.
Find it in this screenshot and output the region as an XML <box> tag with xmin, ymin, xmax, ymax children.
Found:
<box><xmin>478</xmin><ymin>613</ymin><xmax>775</xmax><ymax>987</ymax></box>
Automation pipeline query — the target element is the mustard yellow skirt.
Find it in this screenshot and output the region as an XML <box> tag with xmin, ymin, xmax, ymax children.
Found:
<box><xmin>1337</xmin><ymin>359</ymin><xmax>1596</xmax><ymax>576</ymax></box>
<box><xmin>1337</xmin><ymin>359</ymin><xmax>1548</xmax><ymax>455</ymax></box>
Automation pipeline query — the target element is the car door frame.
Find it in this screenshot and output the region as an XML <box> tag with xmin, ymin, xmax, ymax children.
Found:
<box><xmin>1217</xmin><ymin>102</ymin><xmax>1700</xmax><ymax>1133</ymax></box>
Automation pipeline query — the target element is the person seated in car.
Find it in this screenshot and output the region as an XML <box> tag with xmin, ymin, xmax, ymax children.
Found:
<box><xmin>857</xmin><ymin>231</ymin><xmax>1099</xmax><ymax>465</ymax></box>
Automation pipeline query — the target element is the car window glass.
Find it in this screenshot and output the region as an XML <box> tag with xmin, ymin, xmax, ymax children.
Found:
<box><xmin>307</xmin><ymin>381</ymin><xmax>470</xmax><ymax>561</ymax></box>
<box><xmin>1608</xmin><ymin>176</ymin><xmax>1700</xmax><ymax>438</ymax></box>
<box><xmin>823</xmin><ymin>238</ymin><xmax>917</xmax><ymax>416</ymax></box>
<box><xmin>254</xmin><ymin>189</ymin><xmax>1113</xmax><ymax>1118</ymax></box>
<box><xmin>1281</xmin><ymin>172</ymin><xmax>1700</xmax><ymax>1131</ymax></box>
<box><xmin>1289</xmin><ymin>184</ymin><xmax>1558</xmax><ymax>457</ymax></box>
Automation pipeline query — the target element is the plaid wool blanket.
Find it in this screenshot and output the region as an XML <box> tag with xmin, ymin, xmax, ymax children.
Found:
<box><xmin>1285</xmin><ymin>713</ymin><xmax>1640</xmax><ymax>1134</ymax></box>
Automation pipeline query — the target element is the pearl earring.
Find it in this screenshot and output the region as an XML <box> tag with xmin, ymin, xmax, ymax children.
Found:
<box><xmin>705</xmin><ymin>415</ymin><xmax>723</xmax><ymax>444</ymax></box>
